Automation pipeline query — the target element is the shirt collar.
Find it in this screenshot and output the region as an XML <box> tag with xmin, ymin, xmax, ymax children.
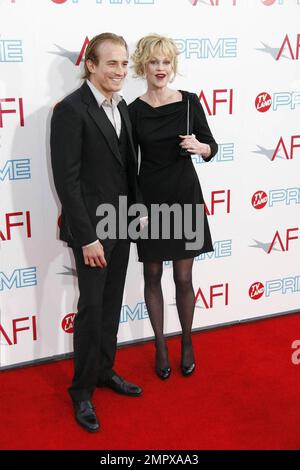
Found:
<box><xmin>87</xmin><ymin>79</ymin><xmax>122</xmax><ymax>107</ymax></box>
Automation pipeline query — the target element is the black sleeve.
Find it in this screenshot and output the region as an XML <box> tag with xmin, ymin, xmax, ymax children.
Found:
<box><xmin>128</xmin><ymin>101</ymin><xmax>139</xmax><ymax>157</ymax></box>
<box><xmin>50</xmin><ymin>100</ymin><xmax>97</xmax><ymax>246</ymax></box>
<box><xmin>128</xmin><ymin>100</ymin><xmax>144</xmax><ymax>205</ymax></box>
<box><xmin>190</xmin><ymin>93</ymin><xmax>218</xmax><ymax>162</ymax></box>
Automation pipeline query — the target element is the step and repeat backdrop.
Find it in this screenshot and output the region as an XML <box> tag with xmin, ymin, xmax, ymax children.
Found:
<box><xmin>1</xmin><ymin>0</ymin><xmax>300</xmax><ymax>368</ymax></box>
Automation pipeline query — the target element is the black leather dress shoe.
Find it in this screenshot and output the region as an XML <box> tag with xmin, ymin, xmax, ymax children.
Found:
<box><xmin>181</xmin><ymin>362</ymin><xmax>196</xmax><ymax>376</ymax></box>
<box><xmin>73</xmin><ymin>400</ymin><xmax>100</xmax><ymax>432</ymax></box>
<box><xmin>102</xmin><ymin>374</ymin><xmax>143</xmax><ymax>397</ymax></box>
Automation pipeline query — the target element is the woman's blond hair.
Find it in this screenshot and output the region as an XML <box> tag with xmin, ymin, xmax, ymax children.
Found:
<box><xmin>131</xmin><ymin>34</ymin><xmax>180</xmax><ymax>81</ymax></box>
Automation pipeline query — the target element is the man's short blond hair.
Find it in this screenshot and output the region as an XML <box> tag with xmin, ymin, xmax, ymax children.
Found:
<box><xmin>83</xmin><ymin>32</ymin><xmax>128</xmax><ymax>79</ymax></box>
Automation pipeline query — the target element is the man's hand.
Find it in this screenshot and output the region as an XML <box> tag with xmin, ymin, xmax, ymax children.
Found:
<box><xmin>140</xmin><ymin>216</ymin><xmax>148</xmax><ymax>231</ymax></box>
<box><xmin>82</xmin><ymin>240</ymin><xmax>107</xmax><ymax>268</ymax></box>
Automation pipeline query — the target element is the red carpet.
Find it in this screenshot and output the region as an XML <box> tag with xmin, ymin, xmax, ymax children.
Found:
<box><xmin>1</xmin><ymin>313</ymin><xmax>300</xmax><ymax>450</ymax></box>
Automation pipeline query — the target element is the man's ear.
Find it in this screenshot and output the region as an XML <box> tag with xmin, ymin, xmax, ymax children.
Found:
<box><xmin>86</xmin><ymin>59</ymin><xmax>95</xmax><ymax>75</ymax></box>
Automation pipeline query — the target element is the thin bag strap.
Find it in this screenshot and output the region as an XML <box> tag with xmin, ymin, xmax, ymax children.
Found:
<box><xmin>187</xmin><ymin>98</ymin><xmax>190</xmax><ymax>135</ymax></box>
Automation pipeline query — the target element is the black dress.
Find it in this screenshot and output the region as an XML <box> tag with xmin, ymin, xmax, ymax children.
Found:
<box><xmin>128</xmin><ymin>90</ymin><xmax>218</xmax><ymax>263</ymax></box>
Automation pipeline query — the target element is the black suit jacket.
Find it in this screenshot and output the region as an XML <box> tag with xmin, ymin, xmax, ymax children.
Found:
<box><xmin>50</xmin><ymin>82</ymin><xmax>141</xmax><ymax>247</ymax></box>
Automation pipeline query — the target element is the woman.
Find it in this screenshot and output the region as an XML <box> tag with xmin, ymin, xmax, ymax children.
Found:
<box><xmin>129</xmin><ymin>34</ymin><xmax>218</xmax><ymax>379</ymax></box>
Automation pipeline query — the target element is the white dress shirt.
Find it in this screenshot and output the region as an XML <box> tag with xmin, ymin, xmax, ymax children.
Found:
<box><xmin>87</xmin><ymin>79</ymin><xmax>122</xmax><ymax>137</ymax></box>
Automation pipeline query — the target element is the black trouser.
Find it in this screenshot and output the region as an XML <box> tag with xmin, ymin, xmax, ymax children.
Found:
<box><xmin>69</xmin><ymin>239</ymin><xmax>131</xmax><ymax>401</ymax></box>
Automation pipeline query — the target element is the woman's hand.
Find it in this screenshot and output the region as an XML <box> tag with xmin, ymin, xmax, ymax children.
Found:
<box><xmin>179</xmin><ymin>134</ymin><xmax>211</xmax><ymax>158</ymax></box>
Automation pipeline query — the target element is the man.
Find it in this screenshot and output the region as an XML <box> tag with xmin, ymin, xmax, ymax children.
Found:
<box><xmin>50</xmin><ymin>33</ymin><xmax>143</xmax><ymax>433</ymax></box>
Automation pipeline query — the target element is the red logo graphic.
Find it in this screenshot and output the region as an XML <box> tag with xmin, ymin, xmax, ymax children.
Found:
<box><xmin>199</xmin><ymin>89</ymin><xmax>233</xmax><ymax>116</ymax></box>
<box><xmin>277</xmin><ymin>34</ymin><xmax>300</xmax><ymax>61</ymax></box>
<box><xmin>272</xmin><ymin>135</ymin><xmax>300</xmax><ymax>160</ymax></box>
<box><xmin>252</xmin><ymin>191</ymin><xmax>268</xmax><ymax>209</ymax></box>
<box><xmin>190</xmin><ymin>0</ymin><xmax>283</xmax><ymax>5</ymax></box>
<box><xmin>268</xmin><ymin>228</ymin><xmax>299</xmax><ymax>253</ymax></box>
<box><xmin>190</xmin><ymin>0</ymin><xmax>237</xmax><ymax>5</ymax></box>
<box><xmin>51</xmin><ymin>0</ymin><xmax>68</xmax><ymax>3</ymax></box>
<box><xmin>76</xmin><ymin>36</ymin><xmax>89</xmax><ymax>66</ymax></box>
<box><xmin>62</xmin><ymin>313</ymin><xmax>75</xmax><ymax>334</ymax></box>
<box><xmin>0</xmin><ymin>98</ymin><xmax>24</xmax><ymax>127</ymax></box>
<box><xmin>0</xmin><ymin>316</ymin><xmax>37</xmax><ymax>345</ymax></box>
<box><xmin>194</xmin><ymin>283</ymin><xmax>229</xmax><ymax>308</ymax></box>
<box><xmin>205</xmin><ymin>190</ymin><xmax>231</xmax><ymax>216</ymax></box>
<box><xmin>255</xmin><ymin>92</ymin><xmax>272</xmax><ymax>112</ymax></box>
<box><xmin>0</xmin><ymin>211</ymin><xmax>31</xmax><ymax>241</ymax></box>
<box><xmin>249</xmin><ymin>282</ymin><xmax>265</xmax><ymax>300</ymax></box>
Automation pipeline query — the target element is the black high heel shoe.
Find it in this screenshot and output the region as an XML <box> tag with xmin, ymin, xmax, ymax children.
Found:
<box><xmin>155</xmin><ymin>349</ymin><xmax>171</xmax><ymax>380</ymax></box>
<box><xmin>181</xmin><ymin>362</ymin><xmax>195</xmax><ymax>376</ymax></box>
<box><xmin>181</xmin><ymin>342</ymin><xmax>195</xmax><ymax>376</ymax></box>
<box><xmin>156</xmin><ymin>365</ymin><xmax>172</xmax><ymax>380</ymax></box>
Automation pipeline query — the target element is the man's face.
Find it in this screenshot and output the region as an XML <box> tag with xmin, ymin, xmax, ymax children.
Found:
<box><xmin>87</xmin><ymin>41</ymin><xmax>128</xmax><ymax>97</ymax></box>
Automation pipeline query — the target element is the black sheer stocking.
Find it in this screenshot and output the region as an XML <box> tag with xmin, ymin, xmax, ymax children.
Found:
<box><xmin>173</xmin><ymin>258</ymin><xmax>195</xmax><ymax>366</ymax></box>
<box><xmin>143</xmin><ymin>262</ymin><xmax>169</xmax><ymax>369</ymax></box>
<box><xmin>144</xmin><ymin>258</ymin><xmax>196</xmax><ymax>369</ymax></box>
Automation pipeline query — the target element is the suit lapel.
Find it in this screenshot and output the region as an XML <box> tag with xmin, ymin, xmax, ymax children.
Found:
<box><xmin>118</xmin><ymin>100</ymin><xmax>138</xmax><ymax>165</ymax></box>
<box><xmin>81</xmin><ymin>82</ymin><xmax>124</xmax><ymax>167</ymax></box>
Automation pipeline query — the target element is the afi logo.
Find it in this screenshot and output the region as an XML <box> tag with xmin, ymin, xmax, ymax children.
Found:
<box><xmin>273</xmin><ymin>135</ymin><xmax>300</xmax><ymax>160</ymax></box>
<box><xmin>0</xmin><ymin>98</ymin><xmax>24</xmax><ymax>127</ymax></box>
<box><xmin>0</xmin><ymin>316</ymin><xmax>37</xmax><ymax>346</ymax></box>
<box><xmin>199</xmin><ymin>89</ymin><xmax>233</xmax><ymax>115</ymax></box>
<box><xmin>276</xmin><ymin>34</ymin><xmax>300</xmax><ymax>60</ymax></box>
<box><xmin>190</xmin><ymin>0</ymin><xmax>237</xmax><ymax>5</ymax></box>
<box><xmin>194</xmin><ymin>283</ymin><xmax>229</xmax><ymax>308</ymax></box>
<box><xmin>255</xmin><ymin>135</ymin><xmax>300</xmax><ymax>161</ymax></box>
<box><xmin>62</xmin><ymin>314</ymin><xmax>75</xmax><ymax>334</ymax></box>
<box><xmin>50</xmin><ymin>36</ymin><xmax>89</xmax><ymax>65</ymax></box>
<box><xmin>252</xmin><ymin>191</ymin><xmax>268</xmax><ymax>209</ymax></box>
<box><xmin>76</xmin><ymin>36</ymin><xmax>89</xmax><ymax>65</ymax></box>
<box><xmin>205</xmin><ymin>190</ymin><xmax>231</xmax><ymax>215</ymax></box>
<box><xmin>255</xmin><ymin>92</ymin><xmax>272</xmax><ymax>112</ymax></box>
<box><xmin>249</xmin><ymin>282</ymin><xmax>265</xmax><ymax>300</ymax></box>
<box><xmin>268</xmin><ymin>228</ymin><xmax>299</xmax><ymax>253</ymax></box>
<box><xmin>0</xmin><ymin>211</ymin><xmax>31</xmax><ymax>241</ymax></box>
